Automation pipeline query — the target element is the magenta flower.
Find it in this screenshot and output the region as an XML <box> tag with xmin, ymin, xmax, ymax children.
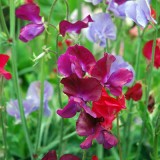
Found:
<box><xmin>108</xmin><ymin>0</ymin><xmax>156</xmax><ymax>28</ymax></box>
<box><xmin>16</xmin><ymin>3</ymin><xmax>45</xmax><ymax>42</ymax></box>
<box><xmin>86</xmin><ymin>13</ymin><xmax>116</xmax><ymax>47</ymax></box>
<box><xmin>91</xmin><ymin>53</ymin><xmax>134</xmax><ymax>96</ymax></box>
<box><xmin>0</xmin><ymin>54</ymin><xmax>12</xmax><ymax>80</ymax></box>
<box><xmin>76</xmin><ymin>111</ymin><xmax>118</xmax><ymax>149</ymax></box>
<box><xmin>58</xmin><ymin>45</ymin><xmax>96</xmax><ymax>78</ymax></box>
<box><xmin>59</xmin><ymin>15</ymin><xmax>93</xmax><ymax>36</ymax></box>
<box><xmin>57</xmin><ymin>74</ymin><xmax>102</xmax><ymax>118</ymax></box>
<box><xmin>7</xmin><ymin>81</ymin><xmax>53</xmax><ymax>121</ymax></box>
<box><xmin>42</xmin><ymin>150</ymin><xmax>80</xmax><ymax>160</ymax></box>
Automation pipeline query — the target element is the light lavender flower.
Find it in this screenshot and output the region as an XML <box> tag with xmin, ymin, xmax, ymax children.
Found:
<box><xmin>85</xmin><ymin>0</ymin><xmax>103</xmax><ymax>5</ymax></box>
<box><xmin>108</xmin><ymin>0</ymin><xmax>156</xmax><ymax>28</ymax></box>
<box><xmin>86</xmin><ymin>13</ymin><xmax>116</xmax><ymax>47</ymax></box>
<box><xmin>6</xmin><ymin>81</ymin><xmax>53</xmax><ymax>122</ymax></box>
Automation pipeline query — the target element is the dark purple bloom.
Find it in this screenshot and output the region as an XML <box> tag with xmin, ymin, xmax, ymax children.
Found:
<box><xmin>91</xmin><ymin>53</ymin><xmax>134</xmax><ymax>96</ymax></box>
<box><xmin>59</xmin><ymin>15</ymin><xmax>93</xmax><ymax>36</ymax></box>
<box><xmin>85</xmin><ymin>0</ymin><xmax>103</xmax><ymax>5</ymax></box>
<box><xmin>86</xmin><ymin>13</ymin><xmax>116</xmax><ymax>47</ymax></box>
<box><xmin>57</xmin><ymin>74</ymin><xmax>102</xmax><ymax>118</ymax></box>
<box><xmin>16</xmin><ymin>3</ymin><xmax>45</xmax><ymax>42</ymax></box>
<box><xmin>108</xmin><ymin>0</ymin><xmax>156</xmax><ymax>28</ymax></box>
<box><xmin>58</xmin><ymin>45</ymin><xmax>96</xmax><ymax>78</ymax></box>
<box><xmin>42</xmin><ymin>150</ymin><xmax>80</xmax><ymax>160</ymax></box>
<box><xmin>6</xmin><ymin>81</ymin><xmax>53</xmax><ymax>121</ymax></box>
<box><xmin>76</xmin><ymin>111</ymin><xmax>118</xmax><ymax>149</ymax></box>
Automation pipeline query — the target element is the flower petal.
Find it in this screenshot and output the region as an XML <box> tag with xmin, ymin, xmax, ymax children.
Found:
<box><xmin>76</xmin><ymin>111</ymin><xmax>97</xmax><ymax>136</ymax></box>
<box><xmin>19</xmin><ymin>23</ymin><xmax>44</xmax><ymax>42</ymax></box>
<box><xmin>61</xmin><ymin>74</ymin><xmax>102</xmax><ymax>101</ymax></box>
<box><xmin>42</xmin><ymin>150</ymin><xmax>57</xmax><ymax>160</ymax></box>
<box><xmin>57</xmin><ymin>97</ymin><xmax>81</xmax><ymax>118</ymax></box>
<box><xmin>91</xmin><ymin>53</ymin><xmax>116</xmax><ymax>84</ymax></box>
<box><xmin>60</xmin><ymin>154</ymin><xmax>80</xmax><ymax>160</ymax></box>
<box><xmin>106</xmin><ymin>68</ymin><xmax>133</xmax><ymax>96</ymax></box>
<box><xmin>0</xmin><ymin>54</ymin><xmax>9</xmax><ymax>68</ymax></box>
<box><xmin>59</xmin><ymin>15</ymin><xmax>93</xmax><ymax>36</ymax></box>
<box><xmin>16</xmin><ymin>3</ymin><xmax>42</xmax><ymax>23</ymax></box>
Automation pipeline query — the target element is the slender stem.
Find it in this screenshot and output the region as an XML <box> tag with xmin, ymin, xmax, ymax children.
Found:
<box><xmin>117</xmin><ymin>115</ymin><xmax>122</xmax><ymax>160</ymax></box>
<box><xmin>0</xmin><ymin>0</ymin><xmax>9</xmax><ymax>37</ymax></box>
<box><xmin>9</xmin><ymin>0</ymin><xmax>33</xmax><ymax>159</ymax></box>
<box><xmin>77</xmin><ymin>0</ymin><xmax>82</xmax><ymax>20</ymax></box>
<box><xmin>82</xmin><ymin>150</ymin><xmax>87</xmax><ymax>160</ymax></box>
<box><xmin>64</xmin><ymin>0</ymin><xmax>69</xmax><ymax>21</ymax></box>
<box><xmin>153</xmin><ymin>133</ymin><xmax>158</xmax><ymax>160</ymax></box>
<box><xmin>35</xmin><ymin>0</ymin><xmax>58</xmax><ymax>152</ymax></box>
<box><xmin>97</xmin><ymin>145</ymin><xmax>103</xmax><ymax>160</ymax></box>
<box><xmin>0</xmin><ymin>77</ymin><xmax>7</xmax><ymax>160</ymax></box>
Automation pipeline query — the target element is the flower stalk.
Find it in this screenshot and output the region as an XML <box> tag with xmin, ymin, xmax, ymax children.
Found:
<box><xmin>9</xmin><ymin>0</ymin><xmax>33</xmax><ymax>159</ymax></box>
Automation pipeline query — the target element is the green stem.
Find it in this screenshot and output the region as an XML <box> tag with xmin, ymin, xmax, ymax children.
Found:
<box><xmin>9</xmin><ymin>0</ymin><xmax>33</xmax><ymax>159</ymax></box>
<box><xmin>0</xmin><ymin>0</ymin><xmax>9</xmax><ymax>38</ymax></box>
<box><xmin>153</xmin><ymin>134</ymin><xmax>158</xmax><ymax>160</ymax></box>
<box><xmin>0</xmin><ymin>77</ymin><xmax>7</xmax><ymax>160</ymax></box>
<box><xmin>117</xmin><ymin>115</ymin><xmax>122</xmax><ymax>160</ymax></box>
<box><xmin>35</xmin><ymin>0</ymin><xmax>58</xmax><ymax>152</ymax></box>
<box><xmin>97</xmin><ymin>145</ymin><xmax>103</xmax><ymax>160</ymax></box>
<box><xmin>64</xmin><ymin>0</ymin><xmax>69</xmax><ymax>21</ymax></box>
<box><xmin>77</xmin><ymin>0</ymin><xmax>82</xmax><ymax>20</ymax></box>
<box><xmin>82</xmin><ymin>150</ymin><xmax>87</xmax><ymax>160</ymax></box>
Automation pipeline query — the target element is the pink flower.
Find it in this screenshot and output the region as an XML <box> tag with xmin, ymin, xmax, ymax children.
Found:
<box><xmin>16</xmin><ymin>3</ymin><xmax>44</xmax><ymax>42</ymax></box>
<box><xmin>0</xmin><ymin>54</ymin><xmax>12</xmax><ymax>80</ymax></box>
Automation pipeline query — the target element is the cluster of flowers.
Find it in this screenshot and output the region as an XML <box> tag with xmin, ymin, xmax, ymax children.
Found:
<box><xmin>56</xmin><ymin>44</ymin><xmax>135</xmax><ymax>149</ymax></box>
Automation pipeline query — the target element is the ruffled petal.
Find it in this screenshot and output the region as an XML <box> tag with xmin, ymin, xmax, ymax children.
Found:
<box><xmin>106</xmin><ymin>68</ymin><xmax>133</xmax><ymax>96</ymax></box>
<box><xmin>57</xmin><ymin>97</ymin><xmax>81</xmax><ymax>118</ymax></box>
<box><xmin>19</xmin><ymin>23</ymin><xmax>44</xmax><ymax>42</ymax></box>
<box><xmin>61</xmin><ymin>74</ymin><xmax>102</xmax><ymax>101</ymax></box>
<box><xmin>59</xmin><ymin>15</ymin><xmax>93</xmax><ymax>36</ymax></box>
<box><xmin>16</xmin><ymin>3</ymin><xmax>42</xmax><ymax>23</ymax></box>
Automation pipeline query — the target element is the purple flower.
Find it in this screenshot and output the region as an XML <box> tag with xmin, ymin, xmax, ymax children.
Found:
<box><xmin>58</xmin><ymin>45</ymin><xmax>96</xmax><ymax>78</ymax></box>
<box><xmin>108</xmin><ymin>0</ymin><xmax>156</xmax><ymax>28</ymax></box>
<box><xmin>16</xmin><ymin>3</ymin><xmax>45</xmax><ymax>42</ymax></box>
<box><xmin>91</xmin><ymin>53</ymin><xmax>134</xmax><ymax>96</ymax></box>
<box><xmin>86</xmin><ymin>13</ymin><xmax>116</xmax><ymax>47</ymax></box>
<box><xmin>85</xmin><ymin>0</ymin><xmax>103</xmax><ymax>5</ymax></box>
<box><xmin>57</xmin><ymin>74</ymin><xmax>102</xmax><ymax>118</ymax></box>
<box><xmin>59</xmin><ymin>15</ymin><xmax>93</xmax><ymax>37</ymax></box>
<box><xmin>6</xmin><ymin>99</ymin><xmax>37</xmax><ymax>122</ymax></box>
<box><xmin>6</xmin><ymin>81</ymin><xmax>53</xmax><ymax>121</ymax></box>
<box><xmin>76</xmin><ymin>111</ymin><xmax>118</xmax><ymax>149</ymax></box>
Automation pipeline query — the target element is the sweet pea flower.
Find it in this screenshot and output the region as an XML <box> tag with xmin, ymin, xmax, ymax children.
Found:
<box><xmin>7</xmin><ymin>81</ymin><xmax>53</xmax><ymax>121</ymax></box>
<box><xmin>42</xmin><ymin>150</ymin><xmax>80</xmax><ymax>160</ymax></box>
<box><xmin>91</xmin><ymin>53</ymin><xmax>134</xmax><ymax>96</ymax></box>
<box><xmin>57</xmin><ymin>74</ymin><xmax>102</xmax><ymax>118</ymax></box>
<box><xmin>143</xmin><ymin>39</ymin><xmax>160</xmax><ymax>69</ymax></box>
<box><xmin>85</xmin><ymin>0</ymin><xmax>103</xmax><ymax>5</ymax></box>
<box><xmin>76</xmin><ymin>88</ymin><xmax>125</xmax><ymax>149</ymax></box>
<box><xmin>125</xmin><ymin>82</ymin><xmax>142</xmax><ymax>101</ymax></box>
<box><xmin>108</xmin><ymin>0</ymin><xmax>156</xmax><ymax>28</ymax></box>
<box><xmin>58</xmin><ymin>45</ymin><xmax>96</xmax><ymax>78</ymax></box>
<box><xmin>59</xmin><ymin>15</ymin><xmax>93</xmax><ymax>37</ymax></box>
<box><xmin>86</xmin><ymin>13</ymin><xmax>116</xmax><ymax>47</ymax></box>
<box><xmin>16</xmin><ymin>3</ymin><xmax>45</xmax><ymax>42</ymax></box>
<box><xmin>0</xmin><ymin>54</ymin><xmax>12</xmax><ymax>80</ymax></box>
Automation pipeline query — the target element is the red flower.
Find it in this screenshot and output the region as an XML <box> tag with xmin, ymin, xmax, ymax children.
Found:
<box><xmin>65</xmin><ymin>39</ymin><xmax>72</xmax><ymax>47</ymax></box>
<box><xmin>92</xmin><ymin>155</ymin><xmax>99</xmax><ymax>160</ymax></box>
<box><xmin>25</xmin><ymin>0</ymin><xmax>34</xmax><ymax>3</ymax></box>
<box><xmin>0</xmin><ymin>54</ymin><xmax>12</xmax><ymax>80</ymax></box>
<box><xmin>92</xmin><ymin>88</ymin><xmax>125</xmax><ymax>129</ymax></box>
<box><xmin>143</xmin><ymin>39</ymin><xmax>160</xmax><ymax>69</ymax></box>
<box><xmin>125</xmin><ymin>82</ymin><xmax>142</xmax><ymax>101</ymax></box>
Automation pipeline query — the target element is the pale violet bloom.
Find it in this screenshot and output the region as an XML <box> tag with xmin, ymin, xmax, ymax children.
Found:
<box><xmin>7</xmin><ymin>81</ymin><xmax>53</xmax><ymax>122</ymax></box>
<box><xmin>85</xmin><ymin>0</ymin><xmax>103</xmax><ymax>5</ymax></box>
<box><xmin>108</xmin><ymin>0</ymin><xmax>156</xmax><ymax>28</ymax></box>
<box><xmin>86</xmin><ymin>13</ymin><xmax>116</xmax><ymax>47</ymax></box>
